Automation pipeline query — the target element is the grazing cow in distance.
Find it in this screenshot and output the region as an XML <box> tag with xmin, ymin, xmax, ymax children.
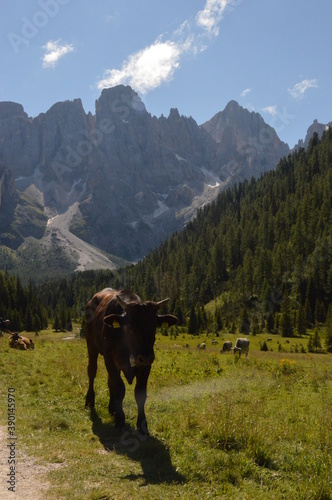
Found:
<box><xmin>9</xmin><ymin>332</ymin><xmax>34</xmax><ymax>350</ymax></box>
<box><xmin>197</xmin><ymin>342</ymin><xmax>206</xmax><ymax>349</ymax></box>
<box><xmin>234</xmin><ymin>338</ymin><xmax>250</xmax><ymax>357</ymax></box>
<box><xmin>0</xmin><ymin>318</ymin><xmax>10</xmax><ymax>334</ymax></box>
<box><xmin>85</xmin><ymin>288</ymin><xmax>178</xmax><ymax>435</ymax></box>
<box><xmin>221</xmin><ymin>341</ymin><xmax>233</xmax><ymax>353</ymax></box>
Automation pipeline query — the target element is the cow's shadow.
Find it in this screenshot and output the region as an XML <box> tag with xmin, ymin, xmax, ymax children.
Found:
<box><xmin>89</xmin><ymin>408</ymin><xmax>186</xmax><ymax>485</ymax></box>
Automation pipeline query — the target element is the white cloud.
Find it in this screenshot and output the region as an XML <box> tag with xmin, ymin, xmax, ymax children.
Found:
<box><xmin>196</xmin><ymin>0</ymin><xmax>234</xmax><ymax>36</ymax></box>
<box><xmin>97</xmin><ymin>0</ymin><xmax>241</xmax><ymax>93</ymax></box>
<box><xmin>262</xmin><ymin>105</ymin><xmax>278</xmax><ymax>117</ymax></box>
<box><xmin>288</xmin><ymin>79</ymin><xmax>318</xmax><ymax>99</ymax></box>
<box><xmin>241</xmin><ymin>88</ymin><xmax>251</xmax><ymax>97</ymax></box>
<box><xmin>42</xmin><ymin>39</ymin><xmax>74</xmax><ymax>68</ymax></box>
<box><xmin>97</xmin><ymin>39</ymin><xmax>185</xmax><ymax>94</ymax></box>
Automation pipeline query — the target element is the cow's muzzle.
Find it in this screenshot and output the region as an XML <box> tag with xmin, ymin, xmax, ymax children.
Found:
<box><xmin>130</xmin><ymin>353</ymin><xmax>155</xmax><ymax>367</ymax></box>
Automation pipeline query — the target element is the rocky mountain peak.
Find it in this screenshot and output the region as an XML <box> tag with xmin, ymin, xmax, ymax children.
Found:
<box><xmin>44</xmin><ymin>98</ymin><xmax>85</xmax><ymax>117</ymax></box>
<box><xmin>96</xmin><ymin>85</ymin><xmax>147</xmax><ymax>120</ymax></box>
<box><xmin>168</xmin><ymin>108</ymin><xmax>181</xmax><ymax>120</ymax></box>
<box><xmin>202</xmin><ymin>101</ymin><xmax>268</xmax><ymax>142</ymax></box>
<box><xmin>0</xmin><ymin>102</ymin><xmax>28</xmax><ymax>120</ymax></box>
<box><xmin>201</xmin><ymin>100</ymin><xmax>289</xmax><ymax>181</ymax></box>
<box><xmin>295</xmin><ymin>119</ymin><xmax>332</xmax><ymax>150</ymax></box>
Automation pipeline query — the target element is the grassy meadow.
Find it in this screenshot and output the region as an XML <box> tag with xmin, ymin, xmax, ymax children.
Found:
<box><xmin>0</xmin><ymin>328</ymin><xmax>331</xmax><ymax>499</ymax></box>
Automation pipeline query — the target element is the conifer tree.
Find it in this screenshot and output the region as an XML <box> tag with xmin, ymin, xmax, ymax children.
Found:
<box><xmin>188</xmin><ymin>305</ymin><xmax>199</xmax><ymax>335</ymax></box>
<box><xmin>266</xmin><ymin>311</ymin><xmax>275</xmax><ymax>333</ymax></box>
<box><xmin>25</xmin><ymin>307</ymin><xmax>33</xmax><ymax>332</ymax></box>
<box><xmin>325</xmin><ymin>305</ymin><xmax>332</xmax><ymax>351</ymax></box>
<box><xmin>240</xmin><ymin>307</ymin><xmax>250</xmax><ymax>334</ymax></box>
<box><xmin>33</xmin><ymin>314</ymin><xmax>41</xmax><ymax>333</ymax></box>
<box><xmin>296</xmin><ymin>304</ymin><xmax>306</xmax><ymax>337</ymax></box>
<box><xmin>304</xmin><ymin>298</ymin><xmax>312</xmax><ymax>328</ymax></box>
<box><xmin>315</xmin><ymin>300</ymin><xmax>326</xmax><ymax>324</ymax></box>
<box><xmin>53</xmin><ymin>313</ymin><xmax>61</xmax><ymax>332</ymax></box>
<box><xmin>280</xmin><ymin>294</ymin><xmax>293</xmax><ymax>337</ymax></box>
<box><xmin>312</xmin><ymin>329</ymin><xmax>322</xmax><ymax>352</ymax></box>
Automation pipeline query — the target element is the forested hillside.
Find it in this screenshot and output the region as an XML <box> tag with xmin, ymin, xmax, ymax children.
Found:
<box><xmin>118</xmin><ymin>129</ymin><xmax>332</xmax><ymax>339</ymax></box>
<box><xmin>0</xmin><ymin>130</ymin><xmax>331</xmax><ymax>349</ymax></box>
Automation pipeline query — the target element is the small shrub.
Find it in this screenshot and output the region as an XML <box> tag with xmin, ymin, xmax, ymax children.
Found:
<box><xmin>260</xmin><ymin>341</ymin><xmax>268</xmax><ymax>351</ymax></box>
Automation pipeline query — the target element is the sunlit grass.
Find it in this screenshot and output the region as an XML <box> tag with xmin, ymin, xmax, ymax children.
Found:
<box><xmin>0</xmin><ymin>328</ymin><xmax>331</xmax><ymax>499</ymax></box>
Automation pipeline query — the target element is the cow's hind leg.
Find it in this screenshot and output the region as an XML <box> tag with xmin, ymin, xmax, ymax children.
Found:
<box><xmin>85</xmin><ymin>349</ymin><xmax>98</xmax><ymax>408</ymax></box>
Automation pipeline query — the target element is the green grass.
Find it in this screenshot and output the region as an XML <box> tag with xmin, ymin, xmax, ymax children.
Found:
<box><xmin>0</xmin><ymin>329</ymin><xmax>331</xmax><ymax>499</ymax></box>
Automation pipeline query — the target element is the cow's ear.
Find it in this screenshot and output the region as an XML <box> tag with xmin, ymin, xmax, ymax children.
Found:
<box><xmin>157</xmin><ymin>314</ymin><xmax>178</xmax><ymax>328</ymax></box>
<box><xmin>104</xmin><ymin>314</ymin><xmax>125</xmax><ymax>331</ymax></box>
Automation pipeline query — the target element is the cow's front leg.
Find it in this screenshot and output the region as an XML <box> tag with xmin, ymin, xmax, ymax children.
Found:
<box><xmin>85</xmin><ymin>350</ymin><xmax>98</xmax><ymax>408</ymax></box>
<box><xmin>135</xmin><ymin>366</ymin><xmax>151</xmax><ymax>435</ymax></box>
<box><xmin>104</xmin><ymin>359</ymin><xmax>126</xmax><ymax>428</ymax></box>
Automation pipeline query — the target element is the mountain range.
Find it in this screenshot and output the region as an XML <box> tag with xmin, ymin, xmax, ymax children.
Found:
<box><xmin>0</xmin><ymin>85</ymin><xmax>329</xmax><ymax>280</ymax></box>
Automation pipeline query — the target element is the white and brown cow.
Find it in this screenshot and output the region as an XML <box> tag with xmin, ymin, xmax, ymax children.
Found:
<box><xmin>234</xmin><ymin>338</ymin><xmax>250</xmax><ymax>357</ymax></box>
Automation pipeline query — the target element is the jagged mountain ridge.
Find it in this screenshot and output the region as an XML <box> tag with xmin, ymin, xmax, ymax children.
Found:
<box><xmin>0</xmin><ymin>85</ymin><xmax>294</xmax><ymax>270</ymax></box>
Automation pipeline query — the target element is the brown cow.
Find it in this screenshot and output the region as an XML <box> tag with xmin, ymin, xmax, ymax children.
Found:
<box><xmin>85</xmin><ymin>288</ymin><xmax>178</xmax><ymax>435</ymax></box>
<box><xmin>9</xmin><ymin>332</ymin><xmax>34</xmax><ymax>350</ymax></box>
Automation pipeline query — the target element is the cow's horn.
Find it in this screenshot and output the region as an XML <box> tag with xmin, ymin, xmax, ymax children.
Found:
<box><xmin>116</xmin><ymin>295</ymin><xmax>127</xmax><ymax>310</ymax></box>
<box><xmin>156</xmin><ymin>298</ymin><xmax>169</xmax><ymax>308</ymax></box>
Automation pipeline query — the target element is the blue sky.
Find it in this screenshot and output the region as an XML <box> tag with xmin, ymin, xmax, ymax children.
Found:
<box><xmin>1</xmin><ymin>0</ymin><xmax>331</xmax><ymax>148</ymax></box>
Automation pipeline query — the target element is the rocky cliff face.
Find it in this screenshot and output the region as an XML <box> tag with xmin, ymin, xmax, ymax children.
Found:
<box><xmin>0</xmin><ymin>165</ymin><xmax>18</xmax><ymax>228</ymax></box>
<box><xmin>0</xmin><ymin>164</ymin><xmax>47</xmax><ymax>248</ymax></box>
<box><xmin>0</xmin><ymin>86</ymin><xmax>291</xmax><ymax>262</ymax></box>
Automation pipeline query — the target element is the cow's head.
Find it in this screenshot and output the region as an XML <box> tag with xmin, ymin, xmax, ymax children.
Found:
<box><xmin>103</xmin><ymin>295</ymin><xmax>178</xmax><ymax>367</ymax></box>
<box><xmin>0</xmin><ymin>318</ymin><xmax>10</xmax><ymax>331</ymax></box>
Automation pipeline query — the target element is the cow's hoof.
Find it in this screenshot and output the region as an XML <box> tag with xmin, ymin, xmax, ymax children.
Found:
<box><xmin>115</xmin><ymin>420</ymin><xmax>126</xmax><ymax>431</ymax></box>
<box><xmin>137</xmin><ymin>420</ymin><xmax>150</xmax><ymax>437</ymax></box>
<box><xmin>85</xmin><ymin>398</ymin><xmax>95</xmax><ymax>409</ymax></box>
<box><xmin>137</xmin><ymin>428</ymin><xmax>150</xmax><ymax>440</ymax></box>
<box><xmin>108</xmin><ymin>403</ymin><xmax>116</xmax><ymax>415</ymax></box>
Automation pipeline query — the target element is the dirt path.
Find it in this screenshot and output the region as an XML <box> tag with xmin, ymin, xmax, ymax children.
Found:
<box><xmin>0</xmin><ymin>426</ymin><xmax>51</xmax><ymax>499</ymax></box>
